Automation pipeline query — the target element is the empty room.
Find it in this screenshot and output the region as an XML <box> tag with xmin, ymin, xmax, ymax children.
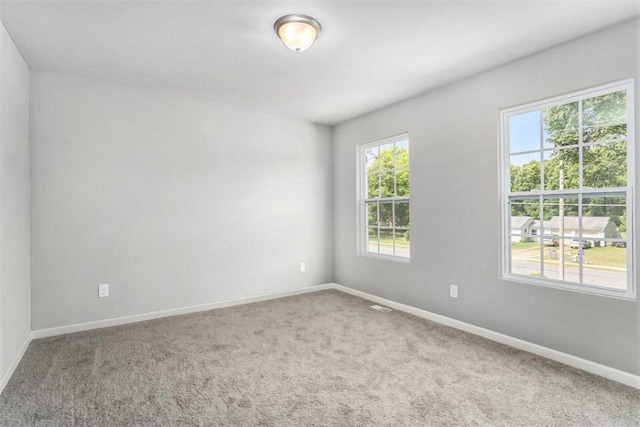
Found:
<box><xmin>0</xmin><ymin>0</ymin><xmax>639</xmax><ymax>425</ymax></box>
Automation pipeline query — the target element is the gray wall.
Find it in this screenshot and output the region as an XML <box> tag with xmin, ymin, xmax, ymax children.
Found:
<box><xmin>0</xmin><ymin>21</ymin><xmax>30</xmax><ymax>383</ymax></box>
<box><xmin>31</xmin><ymin>71</ymin><xmax>333</xmax><ymax>330</ymax></box>
<box><xmin>333</xmin><ymin>20</ymin><xmax>639</xmax><ymax>375</ymax></box>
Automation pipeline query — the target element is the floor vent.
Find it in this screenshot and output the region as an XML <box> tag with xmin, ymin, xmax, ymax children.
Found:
<box><xmin>370</xmin><ymin>305</ymin><xmax>392</xmax><ymax>313</ymax></box>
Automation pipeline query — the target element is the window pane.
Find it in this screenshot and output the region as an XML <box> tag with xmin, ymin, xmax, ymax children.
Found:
<box><xmin>510</xmin><ymin>197</ymin><xmax>540</xmax><ymax>221</ymax></box>
<box><xmin>583</xmin><ymin>90</ymin><xmax>627</xmax><ymax>143</ymax></box>
<box><xmin>379</xmin><ymin>143</ymin><xmax>394</xmax><ymax>171</ymax></box>
<box><xmin>367</xmin><ymin>227</ymin><xmax>379</xmax><ymax>254</ymax></box>
<box><xmin>541</xmin><ymin>196</ymin><xmax>579</xmax><ymax>238</ymax></box>
<box><xmin>379</xmin><ymin>202</ymin><xmax>393</xmax><ymax>227</ymax></box>
<box><xmin>510</xmin><ymin>152</ymin><xmax>541</xmax><ymax>192</ymax></box>
<box><xmin>511</xmin><ymin>240</ymin><xmax>542</xmax><ymax>277</ymax></box>
<box><xmin>379</xmin><ymin>229</ymin><xmax>394</xmax><ymax>256</ymax></box>
<box><xmin>542</xmin><ymin>102</ymin><xmax>579</xmax><ymax>148</ymax></box>
<box><xmin>584</xmin><ymin>124</ymin><xmax>627</xmax><ymax>144</ymax></box>
<box><xmin>366</xmin><ymin>202</ymin><xmax>377</xmax><ymax>227</ymax></box>
<box><xmin>380</xmin><ymin>171</ymin><xmax>394</xmax><ymax>197</ymax></box>
<box><xmin>365</xmin><ymin>146</ymin><xmax>380</xmax><ymax>172</ymax></box>
<box><xmin>395</xmin><ymin>170</ymin><xmax>409</xmax><ymax>197</ymax></box>
<box><xmin>367</xmin><ymin>173</ymin><xmax>380</xmax><ymax>198</ymax></box>
<box><xmin>544</xmin><ymin>238</ymin><xmax>580</xmax><ymax>284</ymax></box>
<box><xmin>581</xmin><ymin>194</ymin><xmax>626</xmax><ymax>241</ymax></box>
<box><xmin>395</xmin><ymin>140</ymin><xmax>409</xmax><ymax>169</ymax></box>
<box><xmin>583</xmin><ymin>141</ymin><xmax>627</xmax><ymax>188</ymax></box>
<box><xmin>395</xmin><ymin>229</ymin><xmax>410</xmax><ymax>258</ymax></box>
<box><xmin>509</xmin><ymin>111</ymin><xmax>541</xmax><ymax>153</ymax></box>
<box><xmin>510</xmin><ymin>216</ymin><xmax>535</xmax><ymax>238</ymax></box>
<box><xmin>544</xmin><ymin>148</ymin><xmax>579</xmax><ymax>190</ymax></box>
<box><xmin>582</xmin><ymin>241</ymin><xmax>627</xmax><ymax>290</ymax></box>
<box><xmin>394</xmin><ymin>201</ymin><xmax>410</xmax><ymax>228</ymax></box>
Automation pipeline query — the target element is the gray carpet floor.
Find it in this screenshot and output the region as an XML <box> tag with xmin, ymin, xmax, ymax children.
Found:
<box><xmin>1</xmin><ymin>289</ymin><xmax>639</xmax><ymax>426</ymax></box>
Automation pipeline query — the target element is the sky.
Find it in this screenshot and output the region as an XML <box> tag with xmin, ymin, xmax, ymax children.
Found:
<box><xmin>510</xmin><ymin>110</ymin><xmax>541</xmax><ymax>153</ymax></box>
<box><xmin>509</xmin><ymin>111</ymin><xmax>544</xmax><ymax>166</ymax></box>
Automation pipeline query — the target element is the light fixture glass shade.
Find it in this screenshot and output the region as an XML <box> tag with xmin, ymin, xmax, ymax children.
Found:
<box><xmin>274</xmin><ymin>15</ymin><xmax>321</xmax><ymax>52</ymax></box>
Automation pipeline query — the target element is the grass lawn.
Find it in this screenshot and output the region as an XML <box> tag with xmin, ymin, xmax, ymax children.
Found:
<box><xmin>377</xmin><ymin>230</ymin><xmax>410</xmax><ymax>247</ymax></box>
<box><xmin>580</xmin><ymin>246</ymin><xmax>627</xmax><ymax>269</ymax></box>
<box><xmin>512</xmin><ymin>241</ymin><xmax>626</xmax><ymax>269</ymax></box>
<box><xmin>511</xmin><ymin>242</ymin><xmax>538</xmax><ymax>250</ymax></box>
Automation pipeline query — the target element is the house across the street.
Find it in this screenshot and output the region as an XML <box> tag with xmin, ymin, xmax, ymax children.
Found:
<box><xmin>510</xmin><ymin>216</ymin><xmax>535</xmax><ymax>242</ymax></box>
<box><xmin>530</xmin><ymin>216</ymin><xmax>620</xmax><ymax>246</ymax></box>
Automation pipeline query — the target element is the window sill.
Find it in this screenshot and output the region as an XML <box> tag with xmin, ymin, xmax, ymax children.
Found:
<box><xmin>500</xmin><ymin>273</ymin><xmax>636</xmax><ymax>301</ymax></box>
<box><xmin>358</xmin><ymin>252</ymin><xmax>410</xmax><ymax>263</ymax></box>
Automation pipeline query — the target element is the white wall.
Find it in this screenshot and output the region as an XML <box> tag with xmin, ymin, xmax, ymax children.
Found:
<box><xmin>333</xmin><ymin>20</ymin><xmax>640</xmax><ymax>375</ymax></box>
<box><xmin>0</xmin><ymin>21</ymin><xmax>30</xmax><ymax>385</ymax></box>
<box><xmin>30</xmin><ymin>71</ymin><xmax>333</xmax><ymax>330</ymax></box>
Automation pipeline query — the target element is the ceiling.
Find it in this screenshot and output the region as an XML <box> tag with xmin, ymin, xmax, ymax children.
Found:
<box><xmin>0</xmin><ymin>1</ymin><xmax>638</xmax><ymax>125</ymax></box>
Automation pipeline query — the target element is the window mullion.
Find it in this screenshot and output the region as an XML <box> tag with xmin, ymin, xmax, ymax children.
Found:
<box><xmin>376</xmin><ymin>201</ymin><xmax>380</xmax><ymax>254</ymax></box>
<box><xmin>539</xmin><ymin>194</ymin><xmax>544</xmax><ymax>278</ymax></box>
<box><xmin>626</xmin><ymin>188</ymin><xmax>634</xmax><ymax>294</ymax></box>
<box><xmin>578</xmin><ymin>99</ymin><xmax>584</xmax><ymax>189</ymax></box>
<box><xmin>539</xmin><ymin>110</ymin><xmax>545</xmax><ymax>191</ymax></box>
<box><xmin>393</xmin><ymin>141</ymin><xmax>397</xmax><ymax>169</ymax></box>
<box><xmin>392</xmin><ymin>201</ymin><xmax>396</xmax><ymax>256</ymax></box>
<box><xmin>507</xmin><ymin>187</ymin><xmax>628</xmax><ymax>198</ymax></box>
<box><xmin>578</xmin><ymin>194</ymin><xmax>583</xmax><ymax>285</ymax></box>
<box><xmin>364</xmin><ymin>197</ymin><xmax>410</xmax><ymax>202</ymax></box>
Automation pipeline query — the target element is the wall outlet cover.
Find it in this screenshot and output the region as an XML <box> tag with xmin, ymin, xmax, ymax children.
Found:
<box><xmin>98</xmin><ymin>283</ymin><xmax>109</xmax><ymax>298</ymax></box>
<box><xmin>450</xmin><ymin>284</ymin><xmax>458</xmax><ymax>298</ymax></box>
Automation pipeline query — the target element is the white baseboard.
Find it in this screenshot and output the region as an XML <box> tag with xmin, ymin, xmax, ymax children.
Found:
<box><xmin>331</xmin><ymin>283</ymin><xmax>640</xmax><ymax>390</ymax></box>
<box><xmin>0</xmin><ymin>332</ymin><xmax>32</xmax><ymax>396</ymax></box>
<box><xmin>20</xmin><ymin>281</ymin><xmax>640</xmax><ymax>391</ymax></box>
<box><xmin>32</xmin><ymin>283</ymin><xmax>333</xmax><ymax>339</ymax></box>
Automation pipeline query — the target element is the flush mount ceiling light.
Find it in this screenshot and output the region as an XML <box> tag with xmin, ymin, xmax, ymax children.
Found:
<box><xmin>274</xmin><ymin>14</ymin><xmax>322</xmax><ymax>53</ymax></box>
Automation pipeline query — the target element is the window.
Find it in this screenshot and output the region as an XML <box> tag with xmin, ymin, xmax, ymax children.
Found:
<box><xmin>500</xmin><ymin>80</ymin><xmax>635</xmax><ymax>299</ymax></box>
<box><xmin>358</xmin><ymin>134</ymin><xmax>410</xmax><ymax>260</ymax></box>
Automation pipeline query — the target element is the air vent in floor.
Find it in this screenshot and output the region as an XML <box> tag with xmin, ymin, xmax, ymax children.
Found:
<box><xmin>370</xmin><ymin>305</ymin><xmax>392</xmax><ymax>313</ymax></box>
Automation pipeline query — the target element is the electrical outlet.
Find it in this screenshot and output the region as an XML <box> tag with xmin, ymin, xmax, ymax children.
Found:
<box><xmin>98</xmin><ymin>283</ymin><xmax>109</xmax><ymax>298</ymax></box>
<box><xmin>449</xmin><ymin>284</ymin><xmax>458</xmax><ymax>299</ymax></box>
<box><xmin>299</xmin><ymin>262</ymin><xmax>306</xmax><ymax>273</ymax></box>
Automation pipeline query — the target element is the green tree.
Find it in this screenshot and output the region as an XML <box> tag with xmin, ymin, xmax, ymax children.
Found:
<box><xmin>510</xmin><ymin>160</ymin><xmax>540</xmax><ymax>192</ymax></box>
<box><xmin>542</xmin><ymin>102</ymin><xmax>579</xmax><ymax>148</ymax></box>
<box><xmin>543</xmin><ymin>92</ymin><xmax>627</xmax><ymax>189</ymax></box>
<box><xmin>367</xmin><ymin>145</ymin><xmax>410</xmax><ymax>228</ymax></box>
<box><xmin>367</xmin><ymin>146</ymin><xmax>409</xmax><ymax>198</ymax></box>
<box><xmin>510</xmin><ymin>90</ymin><xmax>628</xmax><ymax>226</ymax></box>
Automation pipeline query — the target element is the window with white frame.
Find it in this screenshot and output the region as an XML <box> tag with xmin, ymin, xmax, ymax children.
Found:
<box><xmin>501</xmin><ymin>80</ymin><xmax>635</xmax><ymax>299</ymax></box>
<box><xmin>359</xmin><ymin>134</ymin><xmax>410</xmax><ymax>260</ymax></box>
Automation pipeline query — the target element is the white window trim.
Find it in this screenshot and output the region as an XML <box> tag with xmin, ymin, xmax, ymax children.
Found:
<box><xmin>357</xmin><ymin>133</ymin><xmax>410</xmax><ymax>263</ymax></box>
<box><xmin>499</xmin><ymin>79</ymin><xmax>636</xmax><ymax>300</ymax></box>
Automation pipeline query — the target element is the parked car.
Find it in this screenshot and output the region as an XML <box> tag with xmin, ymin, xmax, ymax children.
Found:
<box><xmin>570</xmin><ymin>239</ymin><xmax>591</xmax><ymax>249</ymax></box>
<box><xmin>613</xmin><ymin>241</ymin><xmax>627</xmax><ymax>248</ymax></box>
<box><xmin>543</xmin><ymin>235</ymin><xmax>559</xmax><ymax>246</ymax></box>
